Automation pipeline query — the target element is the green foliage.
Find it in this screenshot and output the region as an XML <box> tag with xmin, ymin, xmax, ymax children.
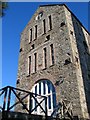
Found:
<box><xmin>0</xmin><ymin>1</ymin><xmax>8</xmax><ymax>17</ymax></box>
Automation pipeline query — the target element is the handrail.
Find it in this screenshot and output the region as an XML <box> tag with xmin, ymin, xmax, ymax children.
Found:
<box><xmin>0</xmin><ymin>86</ymin><xmax>46</xmax><ymax>97</ymax></box>
<box><xmin>0</xmin><ymin>86</ymin><xmax>47</xmax><ymax>119</ymax></box>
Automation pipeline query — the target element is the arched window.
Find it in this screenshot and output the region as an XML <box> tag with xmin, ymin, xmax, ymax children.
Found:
<box><xmin>28</xmin><ymin>79</ymin><xmax>56</xmax><ymax>116</ymax></box>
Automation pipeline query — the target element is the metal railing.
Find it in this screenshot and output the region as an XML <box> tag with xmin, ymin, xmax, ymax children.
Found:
<box><xmin>0</xmin><ymin>86</ymin><xmax>47</xmax><ymax>119</ymax></box>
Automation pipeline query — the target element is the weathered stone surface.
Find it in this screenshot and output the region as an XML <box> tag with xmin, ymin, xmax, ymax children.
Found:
<box><xmin>16</xmin><ymin>4</ymin><xmax>90</xmax><ymax>120</ymax></box>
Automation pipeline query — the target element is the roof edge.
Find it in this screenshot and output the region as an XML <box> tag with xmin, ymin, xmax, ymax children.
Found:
<box><xmin>39</xmin><ymin>3</ymin><xmax>65</xmax><ymax>7</ymax></box>
<box><xmin>63</xmin><ymin>4</ymin><xmax>90</xmax><ymax>35</ymax></box>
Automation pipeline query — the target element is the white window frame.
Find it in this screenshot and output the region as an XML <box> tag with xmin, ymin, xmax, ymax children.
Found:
<box><xmin>28</xmin><ymin>80</ymin><xmax>56</xmax><ymax>116</ymax></box>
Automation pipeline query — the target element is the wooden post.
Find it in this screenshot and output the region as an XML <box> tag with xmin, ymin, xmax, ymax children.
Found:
<box><xmin>7</xmin><ymin>88</ymin><xmax>11</xmax><ymax>111</ymax></box>
<box><xmin>45</xmin><ymin>97</ymin><xmax>47</xmax><ymax>120</ymax></box>
<box><xmin>3</xmin><ymin>87</ymin><xmax>8</xmax><ymax>111</ymax></box>
<box><xmin>29</xmin><ymin>93</ymin><xmax>32</xmax><ymax>114</ymax></box>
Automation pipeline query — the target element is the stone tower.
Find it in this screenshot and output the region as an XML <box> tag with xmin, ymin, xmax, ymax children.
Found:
<box><xmin>16</xmin><ymin>4</ymin><xmax>90</xmax><ymax>119</ymax></box>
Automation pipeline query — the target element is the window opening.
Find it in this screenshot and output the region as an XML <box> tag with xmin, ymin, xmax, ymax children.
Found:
<box><xmin>16</xmin><ymin>79</ymin><xmax>20</xmax><ymax>84</ymax></box>
<box><xmin>34</xmin><ymin>53</ymin><xmax>37</xmax><ymax>72</ymax></box>
<box><xmin>19</xmin><ymin>48</ymin><xmax>22</xmax><ymax>52</ymax></box>
<box><xmin>70</xmin><ymin>30</ymin><xmax>73</xmax><ymax>35</ymax></box>
<box><xmin>29</xmin><ymin>56</ymin><xmax>31</xmax><ymax>75</ymax></box>
<box><xmin>49</xmin><ymin>15</ymin><xmax>52</xmax><ymax>30</ymax></box>
<box><xmin>30</xmin><ymin>80</ymin><xmax>56</xmax><ymax>116</ymax></box>
<box><xmin>46</xmin><ymin>35</ymin><xmax>50</xmax><ymax>41</ymax></box>
<box><xmin>43</xmin><ymin>19</ymin><xmax>46</xmax><ymax>34</ymax></box>
<box><xmin>36</xmin><ymin>12</ymin><xmax>43</xmax><ymax>20</ymax></box>
<box><xmin>50</xmin><ymin>44</ymin><xmax>54</xmax><ymax>65</ymax></box>
<box><xmin>75</xmin><ymin>56</ymin><xmax>78</xmax><ymax>63</ymax></box>
<box><xmin>67</xmin><ymin>53</ymin><xmax>71</xmax><ymax>56</ymax></box>
<box><xmin>64</xmin><ymin>58</ymin><xmax>71</xmax><ymax>65</ymax></box>
<box><xmin>44</xmin><ymin>48</ymin><xmax>47</xmax><ymax>68</ymax></box>
<box><xmin>60</xmin><ymin>22</ymin><xmax>65</xmax><ymax>27</ymax></box>
<box><xmin>35</xmin><ymin>25</ymin><xmax>37</xmax><ymax>39</ymax></box>
<box><xmin>31</xmin><ymin>44</ymin><xmax>34</xmax><ymax>50</ymax></box>
<box><xmin>30</xmin><ymin>29</ymin><xmax>32</xmax><ymax>42</ymax></box>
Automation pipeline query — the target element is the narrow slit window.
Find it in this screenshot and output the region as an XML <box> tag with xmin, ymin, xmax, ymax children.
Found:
<box><xmin>43</xmin><ymin>19</ymin><xmax>46</xmax><ymax>34</ymax></box>
<box><xmin>29</xmin><ymin>56</ymin><xmax>31</xmax><ymax>75</ymax></box>
<box><xmin>34</xmin><ymin>53</ymin><xmax>37</xmax><ymax>72</ymax></box>
<box><xmin>44</xmin><ymin>48</ymin><xmax>47</xmax><ymax>68</ymax></box>
<box><xmin>35</xmin><ymin>25</ymin><xmax>37</xmax><ymax>39</ymax></box>
<box><xmin>19</xmin><ymin>48</ymin><xmax>22</xmax><ymax>52</ymax></box>
<box><xmin>60</xmin><ymin>22</ymin><xmax>65</xmax><ymax>27</ymax></box>
<box><xmin>29</xmin><ymin>29</ymin><xmax>32</xmax><ymax>42</ymax></box>
<box><xmin>50</xmin><ymin>44</ymin><xmax>54</xmax><ymax>65</ymax></box>
<box><xmin>49</xmin><ymin>15</ymin><xmax>52</xmax><ymax>30</ymax></box>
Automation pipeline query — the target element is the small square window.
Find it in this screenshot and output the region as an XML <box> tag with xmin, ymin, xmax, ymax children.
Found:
<box><xmin>64</xmin><ymin>58</ymin><xmax>71</xmax><ymax>65</ymax></box>
<box><xmin>36</xmin><ymin>11</ymin><xmax>43</xmax><ymax>20</ymax></box>
<box><xmin>31</xmin><ymin>44</ymin><xmax>34</xmax><ymax>49</ymax></box>
<box><xmin>75</xmin><ymin>56</ymin><xmax>78</xmax><ymax>63</ymax></box>
<box><xmin>46</xmin><ymin>35</ymin><xmax>50</xmax><ymax>41</ymax></box>
<box><xmin>19</xmin><ymin>48</ymin><xmax>22</xmax><ymax>52</ymax></box>
<box><xmin>70</xmin><ymin>30</ymin><xmax>73</xmax><ymax>35</ymax></box>
<box><xmin>16</xmin><ymin>79</ymin><xmax>20</xmax><ymax>84</ymax></box>
<box><xmin>60</xmin><ymin>22</ymin><xmax>65</xmax><ymax>27</ymax></box>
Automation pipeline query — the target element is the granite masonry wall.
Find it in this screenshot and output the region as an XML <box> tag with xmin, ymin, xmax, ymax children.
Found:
<box><xmin>16</xmin><ymin>4</ymin><xmax>90</xmax><ymax>119</ymax></box>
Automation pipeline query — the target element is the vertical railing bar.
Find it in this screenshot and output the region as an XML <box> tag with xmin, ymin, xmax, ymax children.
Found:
<box><xmin>29</xmin><ymin>93</ymin><xmax>32</xmax><ymax>114</ymax></box>
<box><xmin>2</xmin><ymin>87</ymin><xmax>8</xmax><ymax>111</ymax></box>
<box><xmin>7</xmin><ymin>87</ymin><xmax>11</xmax><ymax>111</ymax></box>
<box><xmin>45</xmin><ymin>96</ymin><xmax>47</xmax><ymax>120</ymax></box>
